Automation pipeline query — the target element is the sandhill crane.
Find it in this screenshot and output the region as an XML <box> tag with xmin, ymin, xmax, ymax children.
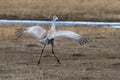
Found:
<box><xmin>15</xmin><ymin>16</ymin><xmax>89</xmax><ymax>65</ymax></box>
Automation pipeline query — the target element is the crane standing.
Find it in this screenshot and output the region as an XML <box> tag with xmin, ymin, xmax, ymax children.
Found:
<box><xmin>15</xmin><ymin>16</ymin><xmax>89</xmax><ymax>65</ymax></box>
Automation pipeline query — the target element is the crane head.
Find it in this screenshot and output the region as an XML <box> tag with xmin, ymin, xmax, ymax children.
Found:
<box><xmin>53</xmin><ymin>15</ymin><xmax>58</xmax><ymax>21</ymax></box>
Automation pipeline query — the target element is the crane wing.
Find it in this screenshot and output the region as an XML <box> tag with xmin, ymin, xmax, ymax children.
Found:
<box><xmin>54</xmin><ymin>31</ymin><xmax>89</xmax><ymax>45</ymax></box>
<box><xmin>15</xmin><ymin>25</ymin><xmax>47</xmax><ymax>40</ymax></box>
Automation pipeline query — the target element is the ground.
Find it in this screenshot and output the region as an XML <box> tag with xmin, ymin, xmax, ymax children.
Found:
<box><xmin>0</xmin><ymin>0</ymin><xmax>120</xmax><ymax>79</ymax></box>
<box><xmin>0</xmin><ymin>25</ymin><xmax>120</xmax><ymax>80</ymax></box>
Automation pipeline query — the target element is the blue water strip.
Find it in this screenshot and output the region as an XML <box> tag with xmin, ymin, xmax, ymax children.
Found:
<box><xmin>0</xmin><ymin>20</ymin><xmax>120</xmax><ymax>28</ymax></box>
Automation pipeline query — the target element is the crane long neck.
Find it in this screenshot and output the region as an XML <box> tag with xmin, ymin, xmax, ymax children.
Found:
<box><xmin>50</xmin><ymin>19</ymin><xmax>56</xmax><ymax>31</ymax></box>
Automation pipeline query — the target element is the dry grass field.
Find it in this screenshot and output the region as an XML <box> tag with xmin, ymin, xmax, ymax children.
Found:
<box><xmin>0</xmin><ymin>0</ymin><xmax>120</xmax><ymax>80</ymax></box>
<box><xmin>0</xmin><ymin>0</ymin><xmax>120</xmax><ymax>21</ymax></box>
<box><xmin>0</xmin><ymin>24</ymin><xmax>120</xmax><ymax>80</ymax></box>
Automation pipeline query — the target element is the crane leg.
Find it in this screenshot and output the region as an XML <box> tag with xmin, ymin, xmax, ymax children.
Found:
<box><xmin>51</xmin><ymin>39</ymin><xmax>61</xmax><ymax>64</ymax></box>
<box><xmin>37</xmin><ymin>45</ymin><xmax>46</xmax><ymax>65</ymax></box>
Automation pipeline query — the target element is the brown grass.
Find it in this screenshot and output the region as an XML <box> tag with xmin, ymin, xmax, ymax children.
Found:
<box><xmin>0</xmin><ymin>0</ymin><xmax>120</xmax><ymax>21</ymax></box>
<box><xmin>0</xmin><ymin>24</ymin><xmax>119</xmax><ymax>40</ymax></box>
<box><xmin>0</xmin><ymin>24</ymin><xmax>119</xmax><ymax>80</ymax></box>
<box><xmin>0</xmin><ymin>0</ymin><xmax>120</xmax><ymax>79</ymax></box>
<box><xmin>0</xmin><ymin>25</ymin><xmax>119</xmax><ymax>80</ymax></box>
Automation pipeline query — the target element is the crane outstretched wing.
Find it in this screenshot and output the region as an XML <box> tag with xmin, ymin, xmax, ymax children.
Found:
<box><xmin>15</xmin><ymin>25</ymin><xmax>47</xmax><ymax>40</ymax></box>
<box><xmin>54</xmin><ymin>31</ymin><xmax>89</xmax><ymax>45</ymax></box>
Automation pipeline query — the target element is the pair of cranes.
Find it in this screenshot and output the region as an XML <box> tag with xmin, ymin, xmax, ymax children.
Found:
<box><xmin>15</xmin><ymin>16</ymin><xmax>89</xmax><ymax>65</ymax></box>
